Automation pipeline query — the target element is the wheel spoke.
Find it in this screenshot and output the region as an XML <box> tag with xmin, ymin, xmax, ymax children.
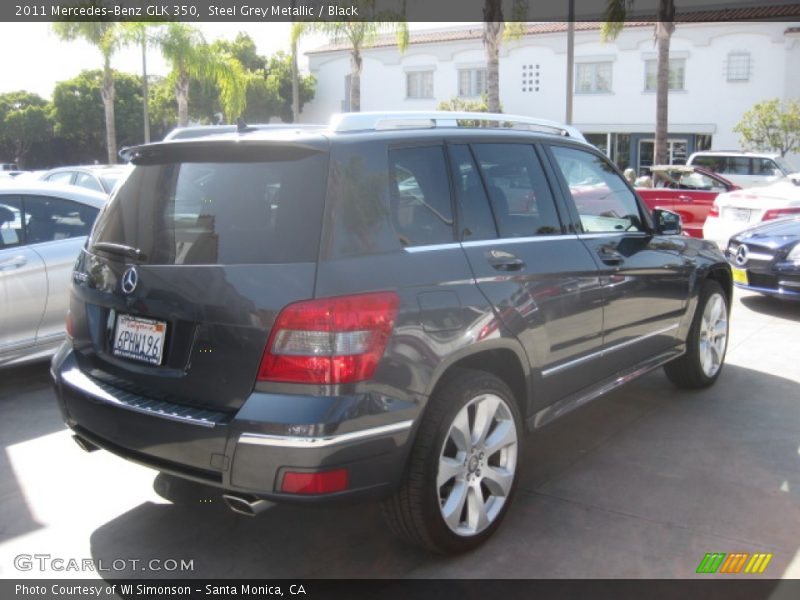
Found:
<box><xmin>482</xmin><ymin>465</ymin><xmax>514</xmax><ymax>497</ymax></box>
<box><xmin>449</xmin><ymin>408</ymin><xmax>471</xmax><ymax>452</ymax></box>
<box><xmin>441</xmin><ymin>480</ymin><xmax>469</xmax><ymax>530</ymax></box>
<box><xmin>438</xmin><ymin>456</ymin><xmax>464</xmax><ymax>488</ymax></box>
<box><xmin>466</xmin><ymin>485</ymin><xmax>489</xmax><ymax>532</ymax></box>
<box><xmin>471</xmin><ymin>394</ymin><xmax>500</xmax><ymax>446</ymax></box>
<box><xmin>484</xmin><ymin>420</ymin><xmax>516</xmax><ymax>458</ymax></box>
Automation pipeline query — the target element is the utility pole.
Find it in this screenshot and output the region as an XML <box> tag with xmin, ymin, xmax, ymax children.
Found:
<box><xmin>565</xmin><ymin>0</ymin><xmax>575</xmax><ymax>124</ymax></box>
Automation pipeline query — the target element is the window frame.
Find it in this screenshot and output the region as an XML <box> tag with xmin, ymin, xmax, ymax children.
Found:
<box><xmin>405</xmin><ymin>70</ymin><xmax>434</xmax><ymax>100</ymax></box>
<box><xmin>457</xmin><ymin>67</ymin><xmax>488</xmax><ymax>98</ymax></box>
<box><xmin>574</xmin><ymin>61</ymin><xmax>613</xmax><ymax>94</ymax></box>
<box><xmin>725</xmin><ymin>51</ymin><xmax>751</xmax><ymax>82</ymax></box>
<box><xmin>643</xmin><ymin>58</ymin><xmax>686</xmax><ymax>92</ymax></box>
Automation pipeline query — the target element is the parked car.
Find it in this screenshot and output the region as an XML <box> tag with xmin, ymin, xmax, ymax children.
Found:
<box><xmin>40</xmin><ymin>165</ymin><xmax>128</xmax><ymax>194</ymax></box>
<box><xmin>635</xmin><ymin>165</ymin><xmax>738</xmax><ymax>238</ymax></box>
<box><xmin>724</xmin><ymin>216</ymin><xmax>800</xmax><ymax>299</ymax></box>
<box><xmin>687</xmin><ymin>151</ymin><xmax>797</xmax><ymax>189</ymax></box>
<box><xmin>703</xmin><ymin>178</ymin><xmax>800</xmax><ymax>247</ymax></box>
<box><xmin>0</xmin><ymin>181</ymin><xmax>107</xmax><ymax>368</ymax></box>
<box><xmin>51</xmin><ymin>111</ymin><xmax>731</xmax><ymax>553</ymax></box>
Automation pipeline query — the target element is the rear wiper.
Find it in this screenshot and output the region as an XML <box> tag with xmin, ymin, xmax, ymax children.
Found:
<box><xmin>91</xmin><ymin>242</ymin><xmax>147</xmax><ymax>261</ymax></box>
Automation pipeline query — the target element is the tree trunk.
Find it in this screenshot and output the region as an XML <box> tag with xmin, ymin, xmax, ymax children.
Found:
<box><xmin>101</xmin><ymin>56</ymin><xmax>117</xmax><ymax>165</ymax></box>
<box><xmin>176</xmin><ymin>70</ymin><xmax>190</xmax><ymax>127</ymax></box>
<box><xmin>654</xmin><ymin>5</ymin><xmax>676</xmax><ymax>166</ymax></box>
<box><xmin>350</xmin><ymin>47</ymin><xmax>362</xmax><ymax>113</ymax></box>
<box><xmin>483</xmin><ymin>0</ymin><xmax>504</xmax><ymax>114</ymax></box>
<box><xmin>291</xmin><ymin>40</ymin><xmax>300</xmax><ymax>123</ymax></box>
<box><xmin>142</xmin><ymin>37</ymin><xmax>150</xmax><ymax>143</ymax></box>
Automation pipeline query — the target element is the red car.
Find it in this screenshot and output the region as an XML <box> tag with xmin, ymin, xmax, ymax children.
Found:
<box><xmin>635</xmin><ymin>165</ymin><xmax>739</xmax><ymax>238</ymax></box>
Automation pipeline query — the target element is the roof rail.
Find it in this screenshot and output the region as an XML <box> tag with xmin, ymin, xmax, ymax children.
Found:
<box><xmin>329</xmin><ymin>111</ymin><xmax>586</xmax><ymax>141</ymax></box>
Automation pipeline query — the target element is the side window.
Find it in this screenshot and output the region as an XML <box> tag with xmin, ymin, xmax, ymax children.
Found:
<box><xmin>74</xmin><ymin>172</ymin><xmax>104</xmax><ymax>193</ymax></box>
<box><xmin>754</xmin><ymin>158</ymin><xmax>779</xmax><ymax>176</ymax></box>
<box><xmin>471</xmin><ymin>143</ymin><xmax>563</xmax><ymax>238</ymax></box>
<box><xmin>549</xmin><ymin>145</ymin><xmax>646</xmax><ymax>233</ymax></box>
<box><xmin>727</xmin><ymin>157</ymin><xmax>752</xmax><ymax>175</ymax></box>
<box><xmin>23</xmin><ymin>196</ymin><xmax>99</xmax><ymax>244</ymax></box>
<box><xmin>447</xmin><ymin>145</ymin><xmax>497</xmax><ymax>241</ymax></box>
<box><xmin>0</xmin><ymin>196</ymin><xmax>24</xmax><ymax>249</ymax></box>
<box><xmin>388</xmin><ymin>146</ymin><xmax>454</xmax><ymax>247</ymax></box>
<box><xmin>46</xmin><ymin>171</ymin><xmax>74</xmax><ymax>185</ymax></box>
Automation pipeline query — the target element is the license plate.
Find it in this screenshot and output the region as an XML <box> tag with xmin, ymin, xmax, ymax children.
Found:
<box><xmin>730</xmin><ymin>208</ymin><xmax>751</xmax><ymax>222</ymax></box>
<box><xmin>112</xmin><ymin>314</ymin><xmax>167</xmax><ymax>365</ymax></box>
<box><xmin>731</xmin><ymin>267</ymin><xmax>748</xmax><ymax>286</ymax></box>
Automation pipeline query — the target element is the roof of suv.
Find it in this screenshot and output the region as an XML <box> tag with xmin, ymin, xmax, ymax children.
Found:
<box><xmin>689</xmin><ymin>150</ymin><xmax>782</xmax><ymax>159</ymax></box>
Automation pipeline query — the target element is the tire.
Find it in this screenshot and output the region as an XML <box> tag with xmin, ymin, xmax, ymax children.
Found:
<box><xmin>664</xmin><ymin>279</ymin><xmax>729</xmax><ymax>389</ymax></box>
<box><xmin>382</xmin><ymin>368</ymin><xmax>523</xmax><ymax>553</ymax></box>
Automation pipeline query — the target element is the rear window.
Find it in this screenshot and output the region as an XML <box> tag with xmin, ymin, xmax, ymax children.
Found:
<box><xmin>91</xmin><ymin>146</ymin><xmax>328</xmax><ymax>265</ymax></box>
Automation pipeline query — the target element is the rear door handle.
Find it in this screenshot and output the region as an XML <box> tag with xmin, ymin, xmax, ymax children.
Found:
<box><xmin>0</xmin><ymin>254</ymin><xmax>27</xmax><ymax>270</ymax></box>
<box><xmin>677</xmin><ymin>195</ymin><xmax>693</xmax><ymax>203</ymax></box>
<box><xmin>597</xmin><ymin>248</ymin><xmax>624</xmax><ymax>266</ymax></box>
<box><xmin>486</xmin><ymin>250</ymin><xmax>525</xmax><ymax>271</ymax></box>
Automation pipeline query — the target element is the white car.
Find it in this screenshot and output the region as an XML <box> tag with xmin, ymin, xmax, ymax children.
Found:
<box><xmin>687</xmin><ymin>151</ymin><xmax>797</xmax><ymax>189</ymax></box>
<box><xmin>703</xmin><ymin>178</ymin><xmax>800</xmax><ymax>248</ymax></box>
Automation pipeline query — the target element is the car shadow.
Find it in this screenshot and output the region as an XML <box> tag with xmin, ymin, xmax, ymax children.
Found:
<box><xmin>740</xmin><ymin>294</ymin><xmax>800</xmax><ymax>321</ymax></box>
<box><xmin>0</xmin><ymin>361</ymin><xmax>68</xmax><ymax>543</ymax></box>
<box><xmin>85</xmin><ymin>364</ymin><xmax>800</xmax><ymax>579</ymax></box>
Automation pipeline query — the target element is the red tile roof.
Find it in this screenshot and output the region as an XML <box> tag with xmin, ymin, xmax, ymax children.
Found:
<box><xmin>308</xmin><ymin>4</ymin><xmax>800</xmax><ymax>54</ymax></box>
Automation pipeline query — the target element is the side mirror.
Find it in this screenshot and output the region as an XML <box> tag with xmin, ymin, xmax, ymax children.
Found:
<box><xmin>653</xmin><ymin>208</ymin><xmax>682</xmax><ymax>235</ymax></box>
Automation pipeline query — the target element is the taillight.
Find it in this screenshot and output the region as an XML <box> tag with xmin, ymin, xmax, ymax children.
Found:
<box><xmin>709</xmin><ymin>204</ymin><xmax>720</xmax><ymax>218</ymax></box>
<box><xmin>257</xmin><ymin>292</ymin><xmax>400</xmax><ymax>384</ymax></box>
<box><xmin>281</xmin><ymin>469</ymin><xmax>349</xmax><ymax>494</ymax></box>
<box><xmin>762</xmin><ymin>207</ymin><xmax>800</xmax><ymax>221</ymax></box>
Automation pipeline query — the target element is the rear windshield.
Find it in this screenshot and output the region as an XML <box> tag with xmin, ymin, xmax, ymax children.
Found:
<box><xmin>90</xmin><ymin>146</ymin><xmax>328</xmax><ymax>265</ymax></box>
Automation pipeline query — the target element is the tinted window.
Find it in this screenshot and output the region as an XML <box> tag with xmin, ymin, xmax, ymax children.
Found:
<box><xmin>74</xmin><ymin>172</ymin><xmax>104</xmax><ymax>193</ymax></box>
<box><xmin>23</xmin><ymin>195</ymin><xmax>98</xmax><ymax>244</ymax></box>
<box><xmin>91</xmin><ymin>147</ymin><xmax>328</xmax><ymax>265</ymax></box>
<box><xmin>388</xmin><ymin>146</ymin><xmax>454</xmax><ymax>246</ymax></box>
<box><xmin>472</xmin><ymin>144</ymin><xmax>563</xmax><ymax>237</ymax></box>
<box><xmin>0</xmin><ymin>196</ymin><xmax>23</xmax><ymax>248</ymax></box>
<box><xmin>754</xmin><ymin>158</ymin><xmax>779</xmax><ymax>176</ymax></box>
<box><xmin>448</xmin><ymin>145</ymin><xmax>497</xmax><ymax>241</ymax></box>
<box><xmin>550</xmin><ymin>145</ymin><xmax>645</xmax><ymax>233</ymax></box>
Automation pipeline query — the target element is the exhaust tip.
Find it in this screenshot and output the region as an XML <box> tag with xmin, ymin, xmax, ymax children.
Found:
<box><xmin>72</xmin><ymin>434</ymin><xmax>100</xmax><ymax>453</ymax></box>
<box><xmin>222</xmin><ymin>494</ymin><xmax>273</xmax><ymax>517</ymax></box>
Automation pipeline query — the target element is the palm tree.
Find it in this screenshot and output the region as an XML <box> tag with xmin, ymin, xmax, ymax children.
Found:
<box><xmin>306</xmin><ymin>1</ymin><xmax>408</xmax><ymax>113</ymax></box>
<box><xmin>603</xmin><ymin>0</ymin><xmax>676</xmax><ymax>166</ymax></box>
<box><xmin>290</xmin><ymin>22</ymin><xmax>307</xmax><ymax>123</ymax></box>
<box><xmin>121</xmin><ymin>22</ymin><xmax>159</xmax><ymax>143</ymax></box>
<box><xmin>53</xmin><ymin>22</ymin><xmax>120</xmax><ymax>163</ymax></box>
<box><xmin>156</xmin><ymin>23</ymin><xmax>248</xmax><ymax>127</ymax></box>
<box><xmin>482</xmin><ymin>1</ymin><xmax>526</xmax><ymax>114</ymax></box>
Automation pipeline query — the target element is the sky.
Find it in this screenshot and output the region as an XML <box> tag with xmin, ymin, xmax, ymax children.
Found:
<box><xmin>0</xmin><ymin>22</ymin><xmax>449</xmax><ymax>100</ymax></box>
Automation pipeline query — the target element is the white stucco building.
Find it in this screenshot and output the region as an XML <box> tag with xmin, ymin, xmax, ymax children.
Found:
<box><xmin>301</xmin><ymin>20</ymin><xmax>800</xmax><ymax>172</ymax></box>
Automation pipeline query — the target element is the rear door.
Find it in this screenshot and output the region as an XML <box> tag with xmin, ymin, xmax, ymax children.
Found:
<box><xmin>545</xmin><ymin>143</ymin><xmax>690</xmax><ymax>375</ymax></box>
<box><xmin>70</xmin><ymin>141</ymin><xmax>330</xmax><ymax>413</ymax></box>
<box><xmin>0</xmin><ymin>194</ymin><xmax>47</xmax><ymax>356</ymax></box>
<box><xmin>450</xmin><ymin>142</ymin><xmax>605</xmax><ymax>405</ymax></box>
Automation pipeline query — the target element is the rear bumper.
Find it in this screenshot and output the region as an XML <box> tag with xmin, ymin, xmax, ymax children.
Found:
<box><xmin>52</xmin><ymin>346</ymin><xmax>418</xmax><ymax>503</ymax></box>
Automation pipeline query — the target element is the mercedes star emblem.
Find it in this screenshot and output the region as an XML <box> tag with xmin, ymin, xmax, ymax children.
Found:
<box><xmin>734</xmin><ymin>244</ymin><xmax>748</xmax><ymax>266</ymax></box>
<box><xmin>121</xmin><ymin>266</ymin><xmax>138</xmax><ymax>294</ymax></box>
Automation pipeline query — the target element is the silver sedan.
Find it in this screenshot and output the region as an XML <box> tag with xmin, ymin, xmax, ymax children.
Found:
<box><xmin>0</xmin><ymin>181</ymin><xmax>107</xmax><ymax>368</ymax></box>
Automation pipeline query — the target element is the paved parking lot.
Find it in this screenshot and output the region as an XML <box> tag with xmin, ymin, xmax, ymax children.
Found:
<box><xmin>0</xmin><ymin>289</ymin><xmax>798</xmax><ymax>580</ymax></box>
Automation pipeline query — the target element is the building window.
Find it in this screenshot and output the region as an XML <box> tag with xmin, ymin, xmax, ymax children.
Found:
<box><xmin>644</xmin><ymin>58</ymin><xmax>685</xmax><ymax>91</ymax></box>
<box><xmin>458</xmin><ymin>68</ymin><xmax>487</xmax><ymax>97</ymax></box>
<box><xmin>725</xmin><ymin>51</ymin><xmax>751</xmax><ymax>82</ymax></box>
<box><xmin>521</xmin><ymin>64</ymin><xmax>540</xmax><ymax>93</ymax></box>
<box><xmin>575</xmin><ymin>62</ymin><xmax>613</xmax><ymax>93</ymax></box>
<box><xmin>406</xmin><ymin>71</ymin><xmax>433</xmax><ymax>99</ymax></box>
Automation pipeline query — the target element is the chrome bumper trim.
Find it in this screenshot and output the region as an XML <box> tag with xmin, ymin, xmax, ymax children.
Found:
<box><xmin>239</xmin><ymin>420</ymin><xmax>414</xmax><ymax>449</ymax></box>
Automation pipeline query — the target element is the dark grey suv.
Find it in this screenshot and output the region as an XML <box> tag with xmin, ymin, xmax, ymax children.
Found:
<box><xmin>52</xmin><ymin>111</ymin><xmax>731</xmax><ymax>553</ymax></box>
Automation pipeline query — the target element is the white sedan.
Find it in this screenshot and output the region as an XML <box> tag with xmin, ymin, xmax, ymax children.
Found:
<box><xmin>703</xmin><ymin>178</ymin><xmax>800</xmax><ymax>248</ymax></box>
